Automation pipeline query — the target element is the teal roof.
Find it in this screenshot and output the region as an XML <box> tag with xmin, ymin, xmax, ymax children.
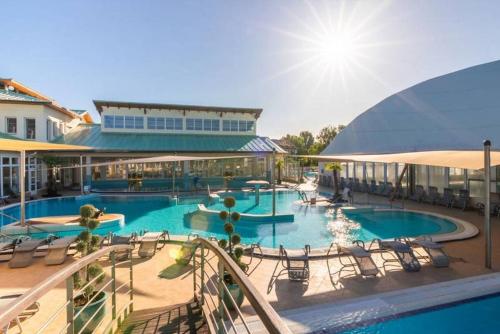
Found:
<box><xmin>0</xmin><ymin>90</ymin><xmax>45</xmax><ymax>103</ymax></box>
<box><xmin>53</xmin><ymin>124</ymin><xmax>286</xmax><ymax>153</ymax></box>
<box><xmin>0</xmin><ymin>132</ymin><xmax>21</xmax><ymax>140</ymax></box>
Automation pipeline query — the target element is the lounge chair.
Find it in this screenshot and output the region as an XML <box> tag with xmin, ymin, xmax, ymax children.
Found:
<box><xmin>369</xmin><ymin>180</ymin><xmax>377</xmax><ymax>193</ymax></box>
<box><xmin>138</xmin><ymin>231</ymin><xmax>169</xmax><ymax>258</ymax></box>
<box><xmin>361</xmin><ymin>180</ymin><xmax>370</xmax><ymax>193</ymax></box>
<box><xmin>410</xmin><ymin>185</ymin><xmax>426</xmax><ymax>202</ymax></box>
<box><xmin>425</xmin><ymin>186</ymin><xmax>440</xmax><ymax>205</ymax></box>
<box><xmin>405</xmin><ymin>236</ymin><xmax>449</xmax><ymax>268</ymax></box>
<box><xmin>279</xmin><ymin>245</ymin><xmax>311</xmax><ymax>281</ymax></box>
<box><xmin>440</xmin><ymin>188</ymin><xmax>455</xmax><ymax>207</ymax></box>
<box><xmin>376</xmin><ymin>182</ymin><xmax>386</xmax><ymax>195</ymax></box>
<box><xmin>0</xmin><ymin>238</ymin><xmax>18</xmax><ymax>253</ymax></box>
<box><xmin>175</xmin><ymin>240</ymin><xmax>199</xmax><ymax>265</ymax></box>
<box><xmin>0</xmin><ymin>293</ymin><xmax>39</xmax><ymax>334</ymax></box>
<box><xmin>328</xmin><ymin>240</ymin><xmax>379</xmax><ymax>279</ymax></box>
<box><xmin>9</xmin><ymin>239</ymin><xmax>48</xmax><ymax>268</ymax></box>
<box><xmin>369</xmin><ymin>238</ymin><xmax>421</xmax><ymax>272</ymax></box>
<box><xmin>109</xmin><ymin>234</ymin><xmax>136</xmax><ymax>261</ymax></box>
<box><xmin>45</xmin><ymin>236</ymin><xmax>78</xmax><ymax>265</ymax></box>
<box><xmin>383</xmin><ymin>182</ymin><xmax>394</xmax><ymax>197</ymax></box>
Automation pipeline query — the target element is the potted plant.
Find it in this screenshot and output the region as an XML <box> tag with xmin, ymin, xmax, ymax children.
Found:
<box><xmin>73</xmin><ymin>204</ymin><xmax>106</xmax><ymax>334</ymax></box>
<box><xmin>217</xmin><ymin>196</ymin><xmax>247</xmax><ymax>309</ymax></box>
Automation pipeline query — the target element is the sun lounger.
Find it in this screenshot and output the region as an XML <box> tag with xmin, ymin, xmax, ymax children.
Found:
<box><xmin>329</xmin><ymin>241</ymin><xmax>379</xmax><ymax>278</ymax></box>
<box><xmin>9</xmin><ymin>239</ymin><xmax>47</xmax><ymax>268</ymax></box>
<box><xmin>425</xmin><ymin>186</ymin><xmax>440</xmax><ymax>205</ymax></box>
<box><xmin>370</xmin><ymin>238</ymin><xmax>421</xmax><ymax>272</ymax></box>
<box><xmin>138</xmin><ymin>231</ymin><xmax>169</xmax><ymax>258</ymax></box>
<box><xmin>0</xmin><ymin>293</ymin><xmax>39</xmax><ymax>334</ymax></box>
<box><xmin>406</xmin><ymin>236</ymin><xmax>449</xmax><ymax>268</ymax></box>
<box><xmin>109</xmin><ymin>234</ymin><xmax>135</xmax><ymax>261</ymax></box>
<box><xmin>439</xmin><ymin>188</ymin><xmax>455</xmax><ymax>207</ymax></box>
<box><xmin>175</xmin><ymin>239</ymin><xmax>199</xmax><ymax>265</ymax></box>
<box><xmin>45</xmin><ymin>236</ymin><xmax>78</xmax><ymax>265</ymax></box>
<box><xmin>454</xmin><ymin>189</ymin><xmax>470</xmax><ymax>210</ymax></box>
<box><xmin>369</xmin><ymin>180</ymin><xmax>377</xmax><ymax>193</ymax></box>
<box><xmin>410</xmin><ymin>185</ymin><xmax>426</xmax><ymax>202</ymax></box>
<box><xmin>279</xmin><ymin>245</ymin><xmax>311</xmax><ymax>281</ymax></box>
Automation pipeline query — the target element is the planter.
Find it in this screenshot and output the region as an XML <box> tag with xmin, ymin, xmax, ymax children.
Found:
<box><xmin>223</xmin><ymin>283</ymin><xmax>245</xmax><ymax>310</ymax></box>
<box><xmin>74</xmin><ymin>291</ymin><xmax>107</xmax><ymax>334</ymax></box>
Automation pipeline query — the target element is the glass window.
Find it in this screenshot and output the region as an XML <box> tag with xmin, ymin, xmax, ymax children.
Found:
<box><xmin>104</xmin><ymin>116</ymin><xmax>114</xmax><ymax>128</ymax></box>
<box><xmin>386</xmin><ymin>163</ymin><xmax>397</xmax><ymax>184</ymax></box>
<box><xmin>166</xmin><ymin>118</ymin><xmax>174</xmax><ymax>130</ymax></box>
<box><xmin>238</xmin><ymin>120</ymin><xmax>247</xmax><ymax>132</ymax></box>
<box><xmin>125</xmin><ymin>116</ymin><xmax>135</xmax><ymax>129</ymax></box>
<box><xmin>194</xmin><ymin>119</ymin><xmax>202</xmax><ymax>131</ymax></box>
<box><xmin>247</xmin><ymin>121</ymin><xmax>254</xmax><ymax>131</ymax></box>
<box><xmin>415</xmin><ymin>165</ymin><xmax>428</xmax><ymax>189</ymax></box>
<box><xmin>114</xmin><ymin>116</ymin><xmax>124</xmax><ymax>129</ymax></box>
<box><xmin>230</xmin><ymin>120</ymin><xmax>238</xmax><ymax>131</ymax></box>
<box><xmin>374</xmin><ymin>163</ymin><xmax>385</xmax><ymax>183</ymax></box>
<box><xmin>355</xmin><ymin>162</ymin><xmax>364</xmax><ymax>180</ymax></box>
<box><xmin>53</xmin><ymin>122</ymin><xmax>59</xmax><ymax>137</ymax></box>
<box><xmin>134</xmin><ymin>116</ymin><xmax>144</xmax><ymax>129</ymax></box>
<box><xmin>186</xmin><ymin>118</ymin><xmax>194</xmax><ymax>130</ymax></box>
<box><xmin>365</xmin><ymin>162</ymin><xmax>374</xmax><ymax>181</ymax></box>
<box><xmin>25</xmin><ymin>118</ymin><xmax>35</xmax><ymax>139</ymax></box>
<box><xmin>174</xmin><ymin>118</ymin><xmax>183</xmax><ymax>130</ymax></box>
<box><xmin>6</xmin><ymin>118</ymin><xmax>16</xmax><ymax>133</ymax></box>
<box><xmin>212</xmin><ymin>119</ymin><xmax>220</xmax><ymax>131</ymax></box>
<box><xmin>449</xmin><ymin>168</ymin><xmax>465</xmax><ymax>193</ymax></box>
<box><xmin>429</xmin><ymin>166</ymin><xmax>446</xmax><ymax>192</ymax></box>
<box><xmin>187</xmin><ymin>119</ymin><xmax>203</xmax><ymax>130</ymax></box>
<box><xmin>147</xmin><ymin>117</ymin><xmax>155</xmax><ymax>129</ymax></box>
<box><xmin>203</xmin><ymin>119</ymin><xmax>212</xmax><ymax>131</ymax></box>
<box><xmin>156</xmin><ymin>117</ymin><xmax>165</xmax><ymax>130</ymax></box>
<box><xmin>223</xmin><ymin>120</ymin><xmax>231</xmax><ymax>132</ymax></box>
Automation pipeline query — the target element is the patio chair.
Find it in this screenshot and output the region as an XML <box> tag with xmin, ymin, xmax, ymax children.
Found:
<box><xmin>0</xmin><ymin>293</ymin><xmax>40</xmax><ymax>334</ymax></box>
<box><xmin>0</xmin><ymin>238</ymin><xmax>18</xmax><ymax>253</ymax></box>
<box><xmin>410</xmin><ymin>185</ymin><xmax>426</xmax><ymax>202</ymax></box>
<box><xmin>175</xmin><ymin>233</ymin><xmax>200</xmax><ymax>265</ymax></box>
<box><xmin>425</xmin><ymin>186</ymin><xmax>440</xmax><ymax>205</ymax></box>
<box><xmin>376</xmin><ymin>182</ymin><xmax>386</xmax><ymax>195</ymax></box>
<box><xmin>279</xmin><ymin>244</ymin><xmax>311</xmax><ymax>281</ymax></box>
<box><xmin>404</xmin><ymin>236</ymin><xmax>449</xmax><ymax>268</ymax></box>
<box><xmin>138</xmin><ymin>230</ymin><xmax>169</xmax><ymax>258</ymax></box>
<box><xmin>109</xmin><ymin>234</ymin><xmax>136</xmax><ymax>261</ymax></box>
<box><xmin>383</xmin><ymin>182</ymin><xmax>394</xmax><ymax>197</ymax></box>
<box><xmin>454</xmin><ymin>189</ymin><xmax>470</xmax><ymax>210</ymax></box>
<box><xmin>440</xmin><ymin>188</ymin><xmax>455</xmax><ymax>207</ymax></box>
<box><xmin>369</xmin><ymin>180</ymin><xmax>377</xmax><ymax>193</ymax></box>
<box><xmin>361</xmin><ymin>180</ymin><xmax>370</xmax><ymax>193</ymax></box>
<box><xmin>369</xmin><ymin>238</ymin><xmax>421</xmax><ymax>272</ymax></box>
<box><xmin>45</xmin><ymin>236</ymin><xmax>78</xmax><ymax>265</ymax></box>
<box><xmin>9</xmin><ymin>238</ymin><xmax>48</xmax><ymax>268</ymax></box>
<box><xmin>328</xmin><ymin>240</ymin><xmax>379</xmax><ymax>280</ymax></box>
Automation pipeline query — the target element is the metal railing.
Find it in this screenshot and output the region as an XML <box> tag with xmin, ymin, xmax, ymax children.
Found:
<box><xmin>192</xmin><ymin>238</ymin><xmax>292</xmax><ymax>334</ymax></box>
<box><xmin>0</xmin><ymin>244</ymin><xmax>133</xmax><ymax>334</ymax></box>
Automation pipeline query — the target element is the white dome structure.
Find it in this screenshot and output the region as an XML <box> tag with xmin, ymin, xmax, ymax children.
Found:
<box><xmin>322</xmin><ymin>60</ymin><xmax>500</xmax><ymax>156</ymax></box>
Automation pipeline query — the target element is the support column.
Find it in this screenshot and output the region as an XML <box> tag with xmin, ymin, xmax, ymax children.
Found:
<box><xmin>484</xmin><ymin>139</ymin><xmax>492</xmax><ymax>269</ymax></box>
<box><xmin>85</xmin><ymin>156</ymin><xmax>92</xmax><ymax>190</ymax></box>
<box><xmin>79</xmin><ymin>155</ymin><xmax>84</xmax><ymax>194</ymax></box>
<box><xmin>20</xmin><ymin>150</ymin><xmax>26</xmax><ymax>226</ymax></box>
<box><xmin>272</xmin><ymin>149</ymin><xmax>276</xmax><ymax>216</ymax></box>
<box><xmin>183</xmin><ymin>160</ymin><xmax>190</xmax><ymax>191</ymax></box>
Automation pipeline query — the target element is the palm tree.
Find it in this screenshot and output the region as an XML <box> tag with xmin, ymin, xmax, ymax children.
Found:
<box><xmin>325</xmin><ymin>162</ymin><xmax>342</xmax><ymax>195</ymax></box>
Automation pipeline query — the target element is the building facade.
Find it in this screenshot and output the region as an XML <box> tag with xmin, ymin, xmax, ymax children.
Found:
<box><xmin>0</xmin><ymin>79</ymin><xmax>92</xmax><ymax>197</ymax></box>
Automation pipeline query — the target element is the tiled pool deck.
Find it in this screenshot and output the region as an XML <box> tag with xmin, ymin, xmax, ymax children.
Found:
<box><xmin>1</xmin><ymin>192</ymin><xmax>499</xmax><ymax>333</ymax></box>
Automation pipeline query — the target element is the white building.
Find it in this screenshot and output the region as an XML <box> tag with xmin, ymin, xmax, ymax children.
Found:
<box><xmin>0</xmin><ymin>78</ymin><xmax>92</xmax><ymax>197</ymax></box>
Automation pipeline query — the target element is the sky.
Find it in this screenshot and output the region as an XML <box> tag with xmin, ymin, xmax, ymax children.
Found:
<box><xmin>1</xmin><ymin>1</ymin><xmax>500</xmax><ymax>139</ymax></box>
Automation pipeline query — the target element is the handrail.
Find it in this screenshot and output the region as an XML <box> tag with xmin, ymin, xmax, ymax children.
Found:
<box><xmin>0</xmin><ymin>244</ymin><xmax>131</xmax><ymax>330</ymax></box>
<box><xmin>193</xmin><ymin>238</ymin><xmax>292</xmax><ymax>334</ymax></box>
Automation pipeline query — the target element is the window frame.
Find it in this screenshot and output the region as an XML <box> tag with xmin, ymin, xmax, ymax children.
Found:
<box><xmin>24</xmin><ymin>118</ymin><xmax>36</xmax><ymax>140</ymax></box>
<box><xmin>6</xmin><ymin>117</ymin><xmax>17</xmax><ymax>134</ymax></box>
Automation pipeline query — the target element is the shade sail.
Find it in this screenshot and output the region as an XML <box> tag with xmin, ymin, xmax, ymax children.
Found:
<box><xmin>300</xmin><ymin>150</ymin><xmax>500</xmax><ymax>170</ymax></box>
<box><xmin>0</xmin><ymin>138</ymin><xmax>90</xmax><ymax>152</ymax></box>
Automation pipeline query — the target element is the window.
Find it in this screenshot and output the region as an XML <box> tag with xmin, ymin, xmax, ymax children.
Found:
<box><xmin>203</xmin><ymin>119</ymin><xmax>220</xmax><ymax>131</ymax></box>
<box><xmin>114</xmin><ymin>116</ymin><xmax>124</xmax><ymax>129</ymax></box>
<box><xmin>104</xmin><ymin>116</ymin><xmax>114</xmax><ymax>128</ymax></box>
<box><xmin>166</xmin><ymin>118</ymin><xmax>174</xmax><ymax>130</ymax></box>
<box><xmin>174</xmin><ymin>118</ymin><xmax>183</xmax><ymax>130</ymax></box>
<box><xmin>246</xmin><ymin>121</ymin><xmax>254</xmax><ymax>131</ymax></box>
<box><xmin>53</xmin><ymin>121</ymin><xmax>58</xmax><ymax>137</ymax></box>
<box><xmin>186</xmin><ymin>118</ymin><xmax>203</xmax><ymax>131</ymax></box>
<box><xmin>25</xmin><ymin>118</ymin><xmax>35</xmax><ymax>139</ymax></box>
<box><xmin>223</xmin><ymin>120</ymin><xmax>231</xmax><ymax>132</ymax></box>
<box><xmin>147</xmin><ymin>117</ymin><xmax>155</xmax><ymax>129</ymax></box>
<box><xmin>186</xmin><ymin>119</ymin><xmax>194</xmax><ymax>130</ymax></box>
<box><xmin>134</xmin><ymin>116</ymin><xmax>144</xmax><ymax>129</ymax></box>
<box><xmin>156</xmin><ymin>117</ymin><xmax>165</xmax><ymax>130</ymax></box>
<box><xmin>211</xmin><ymin>119</ymin><xmax>220</xmax><ymax>131</ymax></box>
<box><xmin>6</xmin><ymin>118</ymin><xmax>16</xmax><ymax>134</ymax></box>
<box><xmin>125</xmin><ymin>116</ymin><xmax>135</xmax><ymax>129</ymax></box>
<box><xmin>230</xmin><ymin>120</ymin><xmax>238</xmax><ymax>132</ymax></box>
<box><xmin>238</xmin><ymin>120</ymin><xmax>247</xmax><ymax>132</ymax></box>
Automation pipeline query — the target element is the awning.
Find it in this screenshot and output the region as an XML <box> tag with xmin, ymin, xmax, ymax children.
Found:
<box><xmin>300</xmin><ymin>150</ymin><xmax>500</xmax><ymax>170</ymax></box>
<box><xmin>0</xmin><ymin>138</ymin><xmax>90</xmax><ymax>152</ymax></box>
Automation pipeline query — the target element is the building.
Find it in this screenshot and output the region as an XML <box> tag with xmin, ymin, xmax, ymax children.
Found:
<box><xmin>319</xmin><ymin>60</ymin><xmax>500</xmax><ymax>199</ymax></box>
<box><xmin>53</xmin><ymin>100</ymin><xmax>285</xmax><ymax>191</ymax></box>
<box><xmin>0</xmin><ymin>79</ymin><xmax>92</xmax><ymax>197</ymax></box>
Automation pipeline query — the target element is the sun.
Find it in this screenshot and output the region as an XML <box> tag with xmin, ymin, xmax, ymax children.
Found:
<box><xmin>316</xmin><ymin>30</ymin><xmax>360</xmax><ymax>68</ymax></box>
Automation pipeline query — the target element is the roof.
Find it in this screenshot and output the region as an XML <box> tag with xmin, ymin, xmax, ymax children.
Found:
<box><xmin>0</xmin><ymin>78</ymin><xmax>87</xmax><ymax>121</ymax></box>
<box><xmin>0</xmin><ymin>138</ymin><xmax>90</xmax><ymax>152</ymax></box>
<box><xmin>93</xmin><ymin>100</ymin><xmax>263</xmax><ymax>119</ymax></box>
<box><xmin>322</xmin><ymin>60</ymin><xmax>500</xmax><ymax>156</ymax></box>
<box><xmin>52</xmin><ymin>124</ymin><xmax>286</xmax><ymax>153</ymax></box>
<box><xmin>0</xmin><ymin>132</ymin><xmax>22</xmax><ymax>140</ymax></box>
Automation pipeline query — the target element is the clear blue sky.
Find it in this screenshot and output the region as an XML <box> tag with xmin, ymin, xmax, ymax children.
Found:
<box><xmin>1</xmin><ymin>0</ymin><xmax>499</xmax><ymax>138</ymax></box>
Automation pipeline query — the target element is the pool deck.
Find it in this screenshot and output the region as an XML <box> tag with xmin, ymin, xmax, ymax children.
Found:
<box><xmin>1</xmin><ymin>192</ymin><xmax>500</xmax><ymax>332</ymax></box>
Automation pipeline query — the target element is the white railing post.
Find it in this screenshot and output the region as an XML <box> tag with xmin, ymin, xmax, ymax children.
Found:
<box><xmin>129</xmin><ymin>248</ymin><xmax>134</xmax><ymax>313</ymax></box>
<box><xmin>200</xmin><ymin>244</ymin><xmax>205</xmax><ymax>305</ymax></box>
<box><xmin>111</xmin><ymin>250</ymin><xmax>117</xmax><ymax>320</ymax></box>
<box><xmin>65</xmin><ymin>275</ymin><xmax>74</xmax><ymax>334</ymax></box>
<box><xmin>217</xmin><ymin>260</ymin><xmax>225</xmax><ymax>334</ymax></box>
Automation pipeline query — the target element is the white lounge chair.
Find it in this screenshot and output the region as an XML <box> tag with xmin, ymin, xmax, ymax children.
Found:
<box><xmin>138</xmin><ymin>231</ymin><xmax>169</xmax><ymax>258</ymax></box>
<box><xmin>329</xmin><ymin>240</ymin><xmax>379</xmax><ymax>280</ymax></box>
<box><xmin>370</xmin><ymin>238</ymin><xmax>421</xmax><ymax>272</ymax></box>
<box><xmin>406</xmin><ymin>236</ymin><xmax>450</xmax><ymax>268</ymax></box>
<box><xmin>45</xmin><ymin>236</ymin><xmax>78</xmax><ymax>265</ymax></box>
<box><xmin>9</xmin><ymin>239</ymin><xmax>48</xmax><ymax>268</ymax></box>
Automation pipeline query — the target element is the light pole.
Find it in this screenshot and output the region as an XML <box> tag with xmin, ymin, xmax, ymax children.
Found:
<box><xmin>484</xmin><ymin>139</ymin><xmax>492</xmax><ymax>269</ymax></box>
<box><xmin>272</xmin><ymin>148</ymin><xmax>276</xmax><ymax>216</ymax></box>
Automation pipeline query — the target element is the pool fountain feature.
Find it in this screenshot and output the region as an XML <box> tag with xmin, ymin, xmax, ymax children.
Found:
<box><xmin>245</xmin><ymin>180</ymin><xmax>269</xmax><ymax>205</ymax></box>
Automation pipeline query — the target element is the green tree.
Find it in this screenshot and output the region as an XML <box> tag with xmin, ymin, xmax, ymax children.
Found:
<box><xmin>299</xmin><ymin>131</ymin><xmax>315</xmax><ymax>152</ymax></box>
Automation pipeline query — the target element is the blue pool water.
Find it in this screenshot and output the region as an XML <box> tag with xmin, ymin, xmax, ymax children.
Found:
<box><xmin>341</xmin><ymin>293</ymin><xmax>500</xmax><ymax>333</ymax></box>
<box><xmin>0</xmin><ymin>191</ymin><xmax>457</xmax><ymax>248</ymax></box>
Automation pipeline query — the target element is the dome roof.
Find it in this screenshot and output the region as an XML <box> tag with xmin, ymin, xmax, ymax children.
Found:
<box><xmin>322</xmin><ymin>60</ymin><xmax>500</xmax><ymax>155</ymax></box>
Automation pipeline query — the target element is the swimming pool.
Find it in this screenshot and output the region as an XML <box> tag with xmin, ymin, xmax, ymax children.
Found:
<box><xmin>340</xmin><ymin>293</ymin><xmax>500</xmax><ymax>333</ymax></box>
<box><xmin>0</xmin><ymin>191</ymin><xmax>458</xmax><ymax>248</ymax></box>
